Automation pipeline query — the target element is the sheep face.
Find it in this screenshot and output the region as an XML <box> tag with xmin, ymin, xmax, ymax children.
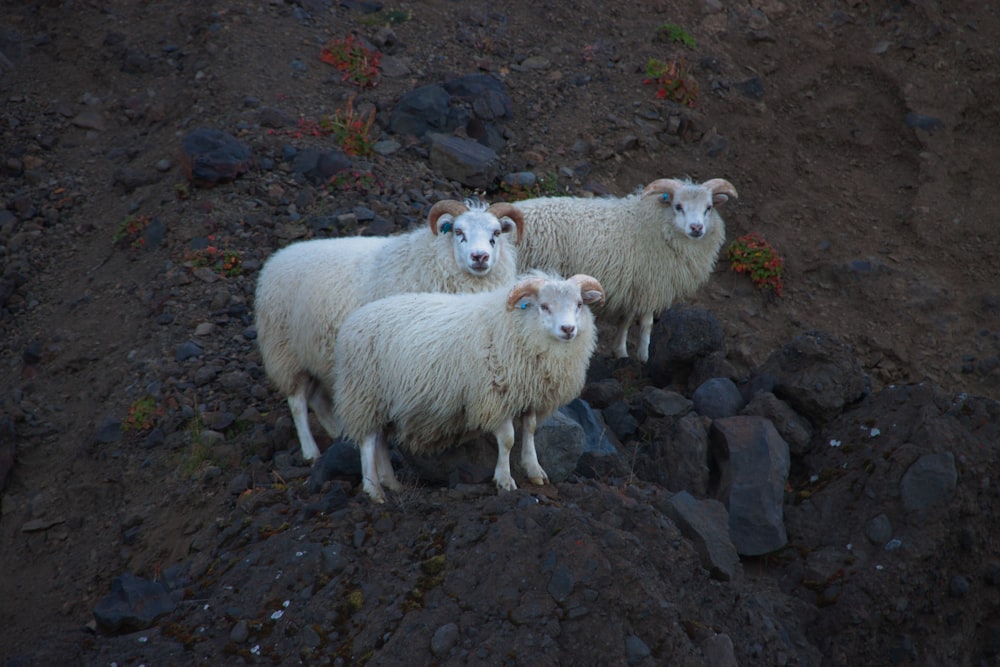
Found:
<box><xmin>507</xmin><ymin>274</ymin><xmax>605</xmax><ymax>342</ymax></box>
<box><xmin>448</xmin><ymin>210</ymin><xmax>517</xmax><ymax>276</ymax></box>
<box><xmin>429</xmin><ymin>199</ymin><xmax>524</xmax><ymax>277</ymax></box>
<box><xmin>643</xmin><ymin>178</ymin><xmax>738</xmax><ymax>240</ymax></box>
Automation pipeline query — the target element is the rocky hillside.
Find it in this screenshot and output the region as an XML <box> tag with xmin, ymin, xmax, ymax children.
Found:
<box><xmin>2</xmin><ymin>1</ymin><xmax>1000</xmax><ymax>665</ymax></box>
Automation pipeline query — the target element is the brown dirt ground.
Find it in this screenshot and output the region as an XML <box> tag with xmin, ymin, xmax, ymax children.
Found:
<box><xmin>1</xmin><ymin>0</ymin><xmax>999</xmax><ymax>664</ymax></box>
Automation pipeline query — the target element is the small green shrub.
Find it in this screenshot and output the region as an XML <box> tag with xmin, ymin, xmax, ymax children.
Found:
<box><xmin>727</xmin><ymin>233</ymin><xmax>785</xmax><ymax>296</ymax></box>
<box><xmin>658</xmin><ymin>23</ymin><xmax>697</xmax><ymax>48</ymax></box>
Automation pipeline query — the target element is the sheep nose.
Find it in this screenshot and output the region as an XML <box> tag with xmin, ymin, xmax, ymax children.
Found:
<box><xmin>689</xmin><ymin>223</ymin><xmax>704</xmax><ymax>237</ymax></box>
<box><xmin>560</xmin><ymin>324</ymin><xmax>576</xmax><ymax>337</ymax></box>
<box><xmin>471</xmin><ymin>251</ymin><xmax>489</xmax><ymax>264</ymax></box>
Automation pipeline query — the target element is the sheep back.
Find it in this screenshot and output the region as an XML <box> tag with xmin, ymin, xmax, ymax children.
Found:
<box><xmin>360</xmin><ymin>226</ymin><xmax>518</xmax><ymax>302</ymax></box>
<box><xmin>255</xmin><ymin>236</ymin><xmax>388</xmax><ymax>396</ymax></box>
<box><xmin>334</xmin><ymin>286</ymin><xmax>596</xmax><ymax>455</ymax></box>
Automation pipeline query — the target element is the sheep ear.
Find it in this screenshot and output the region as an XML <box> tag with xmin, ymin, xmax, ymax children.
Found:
<box><xmin>703</xmin><ymin>178</ymin><xmax>738</xmax><ymax>205</ymax></box>
<box><xmin>486</xmin><ymin>203</ymin><xmax>525</xmax><ymax>243</ymax></box>
<box><xmin>581</xmin><ymin>290</ymin><xmax>603</xmax><ymax>306</ymax></box>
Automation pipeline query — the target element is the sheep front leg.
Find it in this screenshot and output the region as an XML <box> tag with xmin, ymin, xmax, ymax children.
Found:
<box><xmin>491</xmin><ymin>418</ymin><xmax>518</xmax><ymax>492</ymax></box>
<box><xmin>520</xmin><ymin>410</ymin><xmax>549</xmax><ymax>486</ymax></box>
<box><xmin>288</xmin><ymin>389</ymin><xmax>322</xmax><ymax>462</ymax></box>
<box><xmin>636</xmin><ymin>311</ymin><xmax>654</xmax><ymax>363</ymax></box>
<box><xmin>359</xmin><ymin>432</ymin><xmax>388</xmax><ymax>503</ymax></box>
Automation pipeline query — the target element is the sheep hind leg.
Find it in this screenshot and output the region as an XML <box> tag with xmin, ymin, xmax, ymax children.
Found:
<box><xmin>287</xmin><ymin>387</ymin><xmax>321</xmax><ymax>462</ymax></box>
<box><xmin>519</xmin><ymin>410</ymin><xmax>549</xmax><ymax>486</ymax></box>
<box><xmin>375</xmin><ymin>438</ymin><xmax>402</xmax><ymax>492</ymax></box>
<box><xmin>491</xmin><ymin>418</ymin><xmax>518</xmax><ymax>492</ymax></box>
<box><xmin>359</xmin><ymin>432</ymin><xmax>388</xmax><ymax>503</ymax></box>
<box><xmin>305</xmin><ymin>379</ymin><xmax>341</xmax><ymax>441</ymax></box>
<box><xmin>611</xmin><ymin>321</ymin><xmax>630</xmax><ymax>359</ymax></box>
<box><xmin>636</xmin><ymin>311</ymin><xmax>654</xmax><ymax>363</ymax></box>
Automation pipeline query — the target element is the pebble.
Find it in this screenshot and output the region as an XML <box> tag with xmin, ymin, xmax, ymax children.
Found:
<box><xmin>625</xmin><ymin>634</ymin><xmax>651</xmax><ymax>664</ymax></box>
<box><xmin>70</xmin><ymin>110</ymin><xmax>107</xmax><ymax>131</ymax></box>
<box><xmin>430</xmin><ymin>623</ymin><xmax>460</xmax><ymax>657</ymax></box>
<box><xmin>230</xmin><ymin>619</ymin><xmax>249</xmax><ymax>643</ymax></box>
<box><xmin>175</xmin><ymin>340</ymin><xmax>204</xmax><ymax>361</ymax></box>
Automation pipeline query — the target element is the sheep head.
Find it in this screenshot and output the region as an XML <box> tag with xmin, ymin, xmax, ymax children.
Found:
<box><xmin>642</xmin><ymin>178</ymin><xmax>738</xmax><ymax>240</ymax></box>
<box><xmin>506</xmin><ymin>273</ymin><xmax>604</xmax><ymax>342</ymax></box>
<box><xmin>429</xmin><ymin>198</ymin><xmax>523</xmax><ymax>277</ymax></box>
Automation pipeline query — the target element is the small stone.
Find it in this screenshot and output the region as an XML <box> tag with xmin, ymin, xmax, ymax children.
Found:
<box><xmin>175</xmin><ymin>341</ymin><xmax>204</xmax><ymax>361</ymax></box>
<box><xmin>430</xmin><ymin>622</ymin><xmax>460</xmax><ymax>657</ymax></box>
<box><xmin>625</xmin><ymin>634</ymin><xmax>651</xmax><ymax>664</ymax></box>
<box><xmin>70</xmin><ymin>110</ymin><xmax>107</xmax><ymax>131</ymax></box>
<box><xmin>520</xmin><ymin>55</ymin><xmax>550</xmax><ymax>69</ymax></box>
<box><xmin>230</xmin><ymin>619</ymin><xmax>249</xmax><ymax>643</ymax></box>
<box><xmin>949</xmin><ymin>575</ymin><xmax>970</xmax><ymax>597</ymax></box>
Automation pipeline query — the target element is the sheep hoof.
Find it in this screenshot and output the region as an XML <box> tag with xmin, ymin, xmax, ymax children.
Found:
<box><xmin>494</xmin><ymin>476</ymin><xmax>517</xmax><ymax>492</ymax></box>
<box><xmin>364</xmin><ymin>484</ymin><xmax>387</xmax><ymax>504</ymax></box>
<box><xmin>528</xmin><ymin>475</ymin><xmax>548</xmax><ymax>486</ymax></box>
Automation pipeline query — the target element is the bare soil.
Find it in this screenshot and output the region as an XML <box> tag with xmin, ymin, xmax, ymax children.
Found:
<box><xmin>2</xmin><ymin>1</ymin><xmax>999</xmax><ymax>665</ymax></box>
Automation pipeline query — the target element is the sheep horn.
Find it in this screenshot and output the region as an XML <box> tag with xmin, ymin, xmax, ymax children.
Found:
<box><xmin>701</xmin><ymin>178</ymin><xmax>739</xmax><ymax>203</ymax></box>
<box><xmin>641</xmin><ymin>178</ymin><xmax>685</xmax><ymax>200</ymax></box>
<box><xmin>568</xmin><ymin>274</ymin><xmax>605</xmax><ymax>306</ymax></box>
<box><xmin>428</xmin><ymin>200</ymin><xmax>470</xmax><ymax>235</ymax></box>
<box><xmin>506</xmin><ymin>277</ymin><xmax>547</xmax><ymax>311</ymax></box>
<box><xmin>486</xmin><ymin>202</ymin><xmax>526</xmax><ymax>244</ymax></box>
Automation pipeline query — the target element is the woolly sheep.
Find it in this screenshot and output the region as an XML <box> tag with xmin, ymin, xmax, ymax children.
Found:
<box><xmin>333</xmin><ymin>272</ymin><xmax>605</xmax><ymax>503</ymax></box>
<box><xmin>513</xmin><ymin>178</ymin><xmax>738</xmax><ymax>362</ymax></box>
<box><xmin>254</xmin><ymin>199</ymin><xmax>525</xmax><ymax>462</ymax></box>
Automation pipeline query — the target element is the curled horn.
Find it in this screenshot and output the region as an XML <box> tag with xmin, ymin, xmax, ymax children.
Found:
<box><xmin>641</xmin><ymin>178</ymin><xmax>685</xmax><ymax>200</ymax></box>
<box><xmin>701</xmin><ymin>178</ymin><xmax>739</xmax><ymax>203</ymax></box>
<box><xmin>428</xmin><ymin>200</ymin><xmax>470</xmax><ymax>235</ymax></box>
<box><xmin>486</xmin><ymin>202</ymin><xmax>526</xmax><ymax>243</ymax></box>
<box><xmin>505</xmin><ymin>278</ymin><xmax>547</xmax><ymax>311</ymax></box>
<box><xmin>568</xmin><ymin>274</ymin><xmax>605</xmax><ymax>306</ymax></box>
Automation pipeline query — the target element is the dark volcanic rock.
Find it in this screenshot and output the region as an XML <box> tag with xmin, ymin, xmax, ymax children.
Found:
<box><xmin>179</xmin><ymin>128</ymin><xmax>252</xmax><ymax>187</ymax></box>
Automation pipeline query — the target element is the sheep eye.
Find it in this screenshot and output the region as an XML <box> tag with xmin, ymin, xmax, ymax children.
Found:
<box><xmin>706</xmin><ymin>205</ymin><xmax>713</xmax><ymax>213</ymax></box>
<box><xmin>489</xmin><ymin>238</ymin><xmax>496</xmax><ymax>246</ymax></box>
<box><xmin>674</xmin><ymin>203</ymin><xmax>683</xmax><ymax>213</ymax></box>
<box><xmin>540</xmin><ymin>304</ymin><xmax>551</xmax><ymax>313</ymax></box>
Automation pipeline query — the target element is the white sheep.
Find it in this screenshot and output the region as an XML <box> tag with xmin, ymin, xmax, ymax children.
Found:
<box><xmin>333</xmin><ymin>272</ymin><xmax>605</xmax><ymax>503</ymax></box>
<box><xmin>513</xmin><ymin>178</ymin><xmax>738</xmax><ymax>363</ymax></box>
<box><xmin>254</xmin><ymin>198</ymin><xmax>525</xmax><ymax>463</ymax></box>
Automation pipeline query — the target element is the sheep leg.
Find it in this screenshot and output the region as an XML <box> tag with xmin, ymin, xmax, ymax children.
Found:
<box><xmin>611</xmin><ymin>321</ymin><xmax>630</xmax><ymax>359</ymax></box>
<box><xmin>306</xmin><ymin>380</ymin><xmax>341</xmax><ymax>441</ymax></box>
<box><xmin>491</xmin><ymin>418</ymin><xmax>518</xmax><ymax>492</ymax></box>
<box><xmin>287</xmin><ymin>389</ymin><xmax>322</xmax><ymax>462</ymax></box>
<box><xmin>519</xmin><ymin>410</ymin><xmax>549</xmax><ymax>486</ymax></box>
<box><xmin>359</xmin><ymin>432</ymin><xmax>388</xmax><ymax>503</ymax></box>
<box><xmin>636</xmin><ymin>311</ymin><xmax>654</xmax><ymax>363</ymax></box>
<box><xmin>375</xmin><ymin>438</ymin><xmax>402</xmax><ymax>492</ymax></box>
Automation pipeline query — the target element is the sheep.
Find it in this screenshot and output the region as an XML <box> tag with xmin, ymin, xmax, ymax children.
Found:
<box><xmin>513</xmin><ymin>177</ymin><xmax>738</xmax><ymax>363</ymax></box>
<box><xmin>332</xmin><ymin>272</ymin><xmax>605</xmax><ymax>503</ymax></box>
<box><xmin>254</xmin><ymin>198</ymin><xmax>525</xmax><ymax>463</ymax></box>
